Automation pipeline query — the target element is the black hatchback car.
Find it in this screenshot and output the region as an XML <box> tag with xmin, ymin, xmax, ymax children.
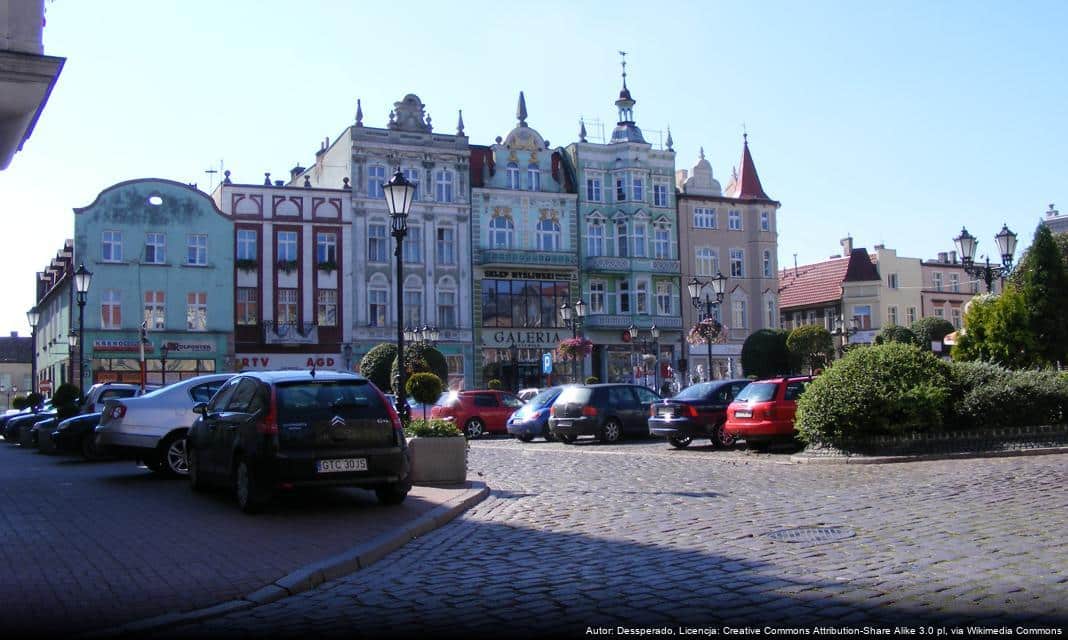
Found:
<box><xmin>548</xmin><ymin>383</ymin><xmax>660</xmax><ymax>444</ymax></box>
<box><xmin>187</xmin><ymin>371</ymin><xmax>411</xmax><ymax>513</ymax></box>
<box><xmin>647</xmin><ymin>379</ymin><xmax>751</xmax><ymax>449</ymax></box>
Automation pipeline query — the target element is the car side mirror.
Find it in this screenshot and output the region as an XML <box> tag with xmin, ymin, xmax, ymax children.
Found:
<box><xmin>192</xmin><ymin>402</ymin><xmax>208</xmax><ymax>416</ymax></box>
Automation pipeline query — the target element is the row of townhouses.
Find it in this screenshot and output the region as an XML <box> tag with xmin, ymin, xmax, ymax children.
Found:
<box><xmin>31</xmin><ymin>70</ymin><xmax>1004</xmax><ymax>394</ymax></box>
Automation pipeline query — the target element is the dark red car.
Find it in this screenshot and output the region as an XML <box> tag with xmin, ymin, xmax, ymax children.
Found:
<box><xmin>647</xmin><ymin>379</ymin><xmax>751</xmax><ymax>449</ymax></box>
<box><xmin>724</xmin><ymin>375</ymin><xmax>815</xmax><ymax>450</ymax></box>
<box><xmin>430</xmin><ymin>390</ymin><xmax>525</xmax><ymax>439</ymax></box>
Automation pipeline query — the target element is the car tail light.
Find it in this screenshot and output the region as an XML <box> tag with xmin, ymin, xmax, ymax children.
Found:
<box><xmin>110</xmin><ymin>404</ymin><xmax>126</xmax><ymax>419</ymax></box>
<box><xmin>581</xmin><ymin>405</ymin><xmax>598</xmax><ymax>417</ymax></box>
<box><xmin>649</xmin><ymin>405</ymin><xmax>657</xmax><ymax>417</ymax></box>
<box><xmin>258</xmin><ymin>388</ymin><xmax>279</xmax><ymax>435</ymax></box>
<box><xmin>550</xmin><ymin>405</ymin><xmax>557</xmax><ymax>417</ymax></box>
<box><xmin>686</xmin><ymin>405</ymin><xmax>699</xmax><ymax>418</ymax></box>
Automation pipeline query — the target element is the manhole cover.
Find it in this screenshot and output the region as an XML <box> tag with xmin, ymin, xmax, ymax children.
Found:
<box><xmin>763</xmin><ymin>526</ymin><xmax>855</xmax><ymax>543</ymax></box>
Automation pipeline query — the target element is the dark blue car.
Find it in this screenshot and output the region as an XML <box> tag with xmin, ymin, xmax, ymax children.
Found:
<box><xmin>506</xmin><ymin>386</ymin><xmax>564</xmax><ymax>442</ymax></box>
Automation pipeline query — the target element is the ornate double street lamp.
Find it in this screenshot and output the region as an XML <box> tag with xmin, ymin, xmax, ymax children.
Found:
<box><xmin>688</xmin><ymin>273</ymin><xmax>728</xmax><ymax>381</ymax></box>
<box><xmin>404</xmin><ymin>325</ymin><xmax>440</xmax><ymax>347</ymax></box>
<box><xmin>626</xmin><ymin>324</ymin><xmax>660</xmax><ymax>389</ymax></box>
<box><xmin>74</xmin><ymin>264</ymin><xmax>93</xmax><ymax>391</ymax></box>
<box><xmin>559</xmin><ymin>300</ymin><xmax>587</xmax><ymax>383</ymax></box>
<box><xmin>26</xmin><ymin>307</ymin><xmax>39</xmax><ymax>394</ymax></box>
<box><xmin>831</xmin><ymin>315</ymin><xmax>859</xmax><ymax>357</ymax></box>
<box><xmin>953</xmin><ymin>224</ymin><xmax>1018</xmax><ymax>293</ymax></box>
<box><xmin>383</xmin><ymin>169</ymin><xmax>416</xmax><ymax>421</ymax></box>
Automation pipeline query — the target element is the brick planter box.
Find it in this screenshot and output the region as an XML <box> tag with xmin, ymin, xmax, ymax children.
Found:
<box><xmin>805</xmin><ymin>424</ymin><xmax>1068</xmax><ymax>458</ymax></box>
<box><xmin>407</xmin><ymin>436</ymin><xmax>467</xmax><ymax>485</ymax></box>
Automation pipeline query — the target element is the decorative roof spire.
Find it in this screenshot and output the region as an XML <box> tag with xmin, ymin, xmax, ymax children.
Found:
<box><xmin>355</xmin><ymin>99</ymin><xmax>363</xmax><ymax>127</ymax></box>
<box><xmin>699</xmin><ymin>146</ymin><xmax>705</xmax><ymax>160</ymax></box>
<box><xmin>619</xmin><ymin>50</ymin><xmax>628</xmax><ymax>91</ymax></box>
<box><xmin>724</xmin><ymin>133</ymin><xmax>770</xmax><ymax>200</ymax></box>
<box><xmin>457</xmin><ymin>109</ymin><xmax>465</xmax><ymax>135</ymax></box>
<box><xmin>517</xmin><ymin>91</ymin><xmax>527</xmax><ymax>126</ymax></box>
<box><xmin>665</xmin><ymin>127</ymin><xmax>673</xmax><ymax>151</ymax></box>
<box><xmin>579</xmin><ymin>118</ymin><xmax>587</xmax><ymax>142</ymax></box>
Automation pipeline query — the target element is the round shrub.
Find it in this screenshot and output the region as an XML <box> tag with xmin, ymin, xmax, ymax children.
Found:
<box><xmin>487</xmin><ymin>379</ymin><xmax>502</xmax><ymax>390</ymax></box>
<box><xmin>11</xmin><ymin>394</ymin><xmax>28</xmax><ymax>410</ymax></box>
<box><xmin>390</xmin><ymin>343</ymin><xmax>449</xmax><ymax>394</ymax></box>
<box><xmin>406</xmin><ymin>373</ymin><xmax>443</xmax><ymax>422</ymax></box>
<box><xmin>911</xmin><ymin>316</ymin><xmax>955</xmax><ymax>351</ymax></box>
<box><xmin>360</xmin><ymin>343</ymin><xmax>397</xmax><ymax>393</ymax></box>
<box><xmin>741</xmin><ymin>329</ymin><xmax>792</xmax><ymax>379</ymax></box>
<box><xmin>876</xmin><ymin>324</ymin><xmax>917</xmax><ymax>346</ymax></box>
<box><xmin>51</xmin><ymin>383</ymin><xmax>82</xmax><ymax>420</ymax></box>
<box><xmin>585</xmin><ymin>376</ymin><xmax>599</xmax><ymax>384</ymax></box>
<box><xmin>795</xmin><ymin>342</ymin><xmax>953</xmax><ymax>443</ymax></box>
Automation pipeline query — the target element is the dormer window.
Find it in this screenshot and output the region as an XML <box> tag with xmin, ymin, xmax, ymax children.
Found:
<box><xmin>507</xmin><ymin>163</ymin><xmax>521</xmax><ymax>190</ymax></box>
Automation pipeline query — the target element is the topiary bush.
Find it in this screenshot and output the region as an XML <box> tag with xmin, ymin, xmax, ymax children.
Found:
<box><xmin>487</xmin><ymin>379</ymin><xmax>502</xmax><ymax>390</ymax></box>
<box><xmin>390</xmin><ymin>343</ymin><xmax>449</xmax><ymax>394</ymax></box>
<box><xmin>741</xmin><ymin>329</ymin><xmax>793</xmax><ymax>379</ymax></box>
<box><xmin>911</xmin><ymin>316</ymin><xmax>955</xmax><ymax>351</ymax></box>
<box><xmin>952</xmin><ymin>368</ymin><xmax>1068</xmax><ymax>430</ymax></box>
<box><xmin>795</xmin><ymin>342</ymin><xmax>954</xmax><ymax>443</ymax></box>
<box><xmin>360</xmin><ymin>343</ymin><xmax>397</xmax><ymax>393</ymax></box>
<box><xmin>876</xmin><ymin>324</ymin><xmax>917</xmax><ymax>346</ymax></box>
<box><xmin>406</xmin><ymin>372</ymin><xmax>443</xmax><ymax>423</ymax></box>
<box><xmin>584</xmin><ymin>376</ymin><xmax>599</xmax><ymax>384</ymax></box>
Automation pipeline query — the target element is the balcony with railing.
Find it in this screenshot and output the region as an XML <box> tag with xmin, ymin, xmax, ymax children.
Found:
<box><xmin>476</xmin><ymin>249</ymin><xmax>577</xmax><ymax>268</ymax></box>
<box><xmin>584</xmin><ymin>256</ymin><xmax>681</xmax><ymax>274</ymax></box>
<box><xmin>582</xmin><ymin>314</ymin><xmax>683</xmax><ymax>330</ymax></box>
<box><xmin>263</xmin><ymin>321</ymin><xmax>319</xmax><ymax>345</ymax></box>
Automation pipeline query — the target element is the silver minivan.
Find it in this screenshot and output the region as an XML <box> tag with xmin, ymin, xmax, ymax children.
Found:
<box><xmin>95</xmin><ymin>374</ymin><xmax>234</xmax><ymax>475</ymax></box>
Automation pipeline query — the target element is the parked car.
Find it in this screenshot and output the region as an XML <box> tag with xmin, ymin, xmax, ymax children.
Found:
<box><xmin>430</xmin><ymin>390</ymin><xmax>525</xmax><ymax>439</ymax></box>
<box><xmin>51</xmin><ymin>413</ymin><xmax>107</xmax><ymax>460</ymax></box>
<box><xmin>94</xmin><ymin>373</ymin><xmax>234</xmax><ymax>475</ymax></box>
<box><xmin>548</xmin><ymin>384</ymin><xmax>661</xmax><ymax>444</ymax></box>
<box><xmin>517</xmin><ymin>388</ymin><xmax>541</xmax><ymax>402</ymax></box>
<box><xmin>724</xmin><ymin>375</ymin><xmax>815</xmax><ymax>450</ymax></box>
<box><xmin>647</xmin><ymin>379</ymin><xmax>751</xmax><ymax>449</ymax></box>
<box><xmin>28</xmin><ymin>417</ymin><xmax>59</xmax><ymax>450</ymax></box>
<box><xmin>507</xmin><ymin>386</ymin><xmax>565</xmax><ymax>442</ymax></box>
<box><xmin>80</xmin><ymin>382</ymin><xmax>149</xmax><ymax>414</ymax></box>
<box><xmin>3</xmin><ymin>404</ymin><xmax>55</xmax><ymax>443</ymax></box>
<box><xmin>186</xmin><ymin>371</ymin><xmax>410</xmax><ymax>513</ymax></box>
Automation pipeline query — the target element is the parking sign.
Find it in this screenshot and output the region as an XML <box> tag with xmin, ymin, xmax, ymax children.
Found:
<box><xmin>542</xmin><ymin>352</ymin><xmax>553</xmax><ymax>375</ymax></box>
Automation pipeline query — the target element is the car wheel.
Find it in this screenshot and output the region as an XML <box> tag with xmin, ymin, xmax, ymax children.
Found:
<box><xmin>463</xmin><ymin>418</ymin><xmax>485</xmax><ymax>439</ymax></box>
<box><xmin>188</xmin><ymin>447</ymin><xmax>208</xmax><ymax>493</ymax></box>
<box><xmin>543</xmin><ymin>430</ymin><xmax>557</xmax><ymax>442</ymax></box>
<box><xmin>713</xmin><ymin>425</ymin><xmax>737</xmax><ymax>449</ymax></box>
<box><xmin>375</xmin><ymin>478</ymin><xmax>412</xmax><ymax>505</ymax></box>
<box><xmin>234</xmin><ymin>456</ymin><xmax>270</xmax><ymax>513</ymax></box>
<box><xmin>516</xmin><ymin>433</ymin><xmax>534</xmax><ymax>443</ymax></box>
<box><xmin>668</xmin><ymin>435</ymin><xmax>693</xmax><ymax>449</ymax></box>
<box><xmin>80</xmin><ymin>434</ymin><xmax>105</xmax><ymax>461</ymax></box>
<box><xmin>600</xmin><ymin>419</ymin><xmax>622</xmax><ymax>444</ymax></box>
<box><xmin>159</xmin><ymin>433</ymin><xmax>189</xmax><ymax>476</ymax></box>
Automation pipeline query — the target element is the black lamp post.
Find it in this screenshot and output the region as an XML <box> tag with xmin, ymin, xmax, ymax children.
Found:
<box><xmin>73</xmin><ymin>264</ymin><xmax>93</xmax><ymax>391</ymax></box>
<box><xmin>383</xmin><ymin>170</ymin><xmax>416</xmax><ymax>421</ymax></box>
<box><xmin>26</xmin><ymin>307</ymin><xmax>40</xmax><ymax>394</ymax></box>
<box><xmin>626</xmin><ymin>324</ymin><xmax>660</xmax><ymax>389</ymax></box>
<box><xmin>953</xmin><ymin>224</ymin><xmax>1018</xmax><ymax>293</ymax></box>
<box><xmin>160</xmin><ymin>343</ymin><xmax>169</xmax><ymax>386</ymax></box>
<box><xmin>559</xmin><ymin>300</ymin><xmax>586</xmax><ymax>383</ymax></box>
<box><xmin>67</xmin><ymin>331</ymin><xmax>79</xmax><ymax>384</ymax></box>
<box><xmin>509</xmin><ymin>342</ymin><xmax>519</xmax><ymax>392</ymax></box>
<box><xmin>831</xmin><ymin>315</ymin><xmax>859</xmax><ymax>358</ymax></box>
<box><xmin>688</xmin><ymin>273</ymin><xmax>728</xmax><ymax>382</ymax></box>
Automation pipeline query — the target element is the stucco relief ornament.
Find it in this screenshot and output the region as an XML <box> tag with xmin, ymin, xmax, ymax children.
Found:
<box><xmin>687</xmin><ymin>319</ymin><xmax>728</xmax><ymax>346</ymax></box>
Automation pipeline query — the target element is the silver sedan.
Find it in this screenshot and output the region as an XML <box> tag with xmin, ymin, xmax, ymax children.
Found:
<box><xmin>95</xmin><ymin>373</ymin><xmax>234</xmax><ymax>475</ymax></box>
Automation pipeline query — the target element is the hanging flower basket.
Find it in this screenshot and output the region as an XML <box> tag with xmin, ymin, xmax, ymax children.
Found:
<box><xmin>687</xmin><ymin>319</ymin><xmax>728</xmax><ymax>346</ymax></box>
<box><xmin>556</xmin><ymin>337</ymin><xmax>594</xmax><ymax>361</ymax></box>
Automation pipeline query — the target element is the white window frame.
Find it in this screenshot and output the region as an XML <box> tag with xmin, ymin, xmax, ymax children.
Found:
<box><xmin>586</xmin><ymin>176</ymin><xmax>602</xmax><ymax>202</ymax></box>
<box><xmin>403</xmin><ymin>279</ymin><xmax>423</xmax><ymax>327</ymax></box>
<box><xmin>143</xmin><ymin>291</ymin><xmax>165</xmax><ymax>330</ymax></box>
<box><xmin>437</xmin><ymin>284</ymin><xmax>457</xmax><ymax>329</ymax></box>
<box><xmin>614</xmin><ymin>219</ymin><xmax>628</xmax><ymax>258</ymax></box>
<box><xmin>317</xmin><ymin>289</ymin><xmax>338</xmax><ymax>327</ymax></box>
<box><xmin>435</xmin><ymin>169</ymin><xmax>454</xmax><ymax>203</ymax></box>
<box><xmin>102</xmin><ymin>230</ymin><xmax>123</xmax><ymax>263</ymax></box>
<box><xmin>763</xmin><ymin>250</ymin><xmax>772</xmax><ymax>278</ymax></box>
<box><xmin>367</xmin><ymin>165</ymin><xmax>387</xmax><ymax>199</ymax></box>
<box><xmin>888</xmin><ymin>305</ymin><xmax>898</xmax><ymax>326</ymax></box>
<box><xmin>368</xmin><ymin>222</ymin><xmax>388</xmax><ymax>263</ymax></box>
<box><xmin>277</xmin><ymin>231</ymin><xmax>298</xmax><ymax>262</ymax></box>
<box><xmin>636</xmin><ymin>280</ymin><xmax>649</xmax><ymax>315</ymax></box>
<box><xmin>653</xmin><ymin>183</ymin><xmax>669</xmax><ymax>207</ymax></box>
<box><xmin>276</xmin><ymin>289</ymin><xmax>298</xmax><ymax>324</ymax></box>
<box><xmin>368</xmin><ymin>285</ymin><xmax>389</xmax><ymax>327</ymax></box>
<box><xmin>852</xmin><ymin>304</ymin><xmax>872</xmax><ymax>330</ymax></box>
<box><xmin>730</xmin><ymin>248</ymin><xmax>745</xmax><ymax>278</ymax></box>
<box><xmin>145</xmin><ymin>232</ymin><xmax>166</xmax><ymax>264</ymax></box>
<box><xmin>316</xmin><ymin>232</ymin><xmax>337</xmax><ymax>264</ymax></box>
<box><xmin>655</xmin><ymin>281</ymin><xmax>672</xmax><ymax>316</ymax></box>
<box><xmin>587</xmin><ymin>217</ymin><xmax>605</xmax><ymax>257</ymax></box>
<box><xmin>436</xmin><ymin>227</ymin><xmax>456</xmax><ymax>265</ymax></box>
<box><xmin>694</xmin><ymin>207</ymin><xmax>717</xmax><ymax>229</ymax></box>
<box><xmin>236</xmin><ymin>288</ymin><xmax>258</xmax><ymax>326</ymax></box>
<box><xmin>101</xmin><ymin>289</ymin><xmax>122</xmax><ymax>329</ymax></box>
<box><xmin>696</xmin><ymin>247</ymin><xmax>718</xmax><ymax>277</ymax></box>
<box><xmin>933</xmin><ymin>272</ymin><xmax>943</xmax><ymax>291</ymax></box>
<box><xmin>536</xmin><ymin>218</ymin><xmax>560</xmax><ymax>251</ymax></box>
<box><xmin>631</xmin><ymin>174</ymin><xmax>644</xmax><ymax>202</ymax></box>
<box><xmin>760</xmin><ymin>211</ymin><xmax>770</xmax><ymax>232</ymax></box>
<box><xmin>732</xmin><ymin>299</ymin><xmax>748</xmax><ymax>330</ymax></box>
<box><xmin>728</xmin><ymin>209</ymin><xmax>743</xmax><ymax>231</ymax></box>
<box><xmin>490</xmin><ymin>216</ymin><xmax>514</xmax><ymax>249</ymax></box>
<box><xmin>186</xmin><ymin>234</ymin><xmax>208</xmax><ymax>266</ymax></box>
<box><xmin>527</xmin><ymin>163</ymin><xmax>540</xmax><ymax>191</ymax></box>
<box><xmin>888</xmin><ymin>273</ymin><xmax>899</xmax><ymax>289</ymax></box>
<box><xmin>506</xmin><ymin>163</ymin><xmax>520</xmax><ymax>190</ymax></box>
<box><xmin>403</xmin><ymin>225</ymin><xmax>423</xmax><ymax>263</ymax></box>
<box><xmin>187</xmin><ymin>292</ymin><xmax>208</xmax><ymax>331</ymax></box>
<box><xmin>653</xmin><ymin>223</ymin><xmax>671</xmax><ymax>259</ymax></box>
<box><xmin>236</xmin><ymin>230</ymin><xmax>257</xmax><ymax>261</ymax></box>
<box><xmin>618</xmin><ymin>280</ymin><xmax>630</xmax><ymax>313</ymax></box>
<box><xmin>402</xmin><ymin>168</ymin><xmax>420</xmax><ymax>200</ymax></box>
<box><xmin>632</xmin><ymin>220</ymin><xmax>647</xmax><ymax>258</ymax></box>
<box><xmin>589</xmin><ymin>281</ymin><xmax>606</xmax><ymax>314</ymax></box>
<box><xmin>907</xmin><ymin>307</ymin><xmax>917</xmax><ymax>325</ymax></box>
<box><xmin>950</xmin><ymin>273</ymin><xmax>960</xmax><ymax>293</ymax></box>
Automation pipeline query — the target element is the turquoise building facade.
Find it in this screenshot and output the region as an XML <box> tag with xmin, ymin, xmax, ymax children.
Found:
<box><xmin>73</xmin><ymin>179</ymin><xmax>234</xmax><ymax>389</ymax></box>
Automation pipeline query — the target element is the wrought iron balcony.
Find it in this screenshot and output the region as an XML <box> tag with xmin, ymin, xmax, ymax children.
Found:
<box><xmin>263</xmin><ymin>321</ymin><xmax>319</xmax><ymax>345</ymax></box>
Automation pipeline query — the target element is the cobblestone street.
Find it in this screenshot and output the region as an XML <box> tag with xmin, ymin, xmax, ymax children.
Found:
<box><xmin>167</xmin><ymin>440</ymin><xmax>1068</xmax><ymax>638</ymax></box>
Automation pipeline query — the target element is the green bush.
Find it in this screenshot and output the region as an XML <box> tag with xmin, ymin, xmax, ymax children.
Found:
<box><xmin>786</xmin><ymin>325</ymin><xmax>834</xmax><ymax>373</ymax></box>
<box><xmin>51</xmin><ymin>383</ymin><xmax>82</xmax><ymax>420</ymax></box>
<box><xmin>795</xmin><ymin>343</ymin><xmax>953</xmax><ymax>443</ymax></box>
<box><xmin>406</xmin><ymin>373</ymin><xmax>443</xmax><ymax>422</ymax></box>
<box><xmin>11</xmin><ymin>394</ymin><xmax>28</xmax><ymax>410</ymax></box>
<box><xmin>487</xmin><ymin>379</ymin><xmax>502</xmax><ymax>390</ymax></box>
<box><xmin>584</xmin><ymin>376</ymin><xmax>599</xmax><ymax>384</ymax></box>
<box><xmin>741</xmin><ymin>329</ymin><xmax>793</xmax><ymax>378</ymax></box>
<box><xmin>391</xmin><ymin>343</ymin><xmax>449</xmax><ymax>394</ymax></box>
<box><xmin>405</xmin><ymin>418</ymin><xmax>462</xmax><ymax>438</ymax></box>
<box><xmin>953</xmin><ymin>368</ymin><xmax>1068</xmax><ymax>429</ymax></box>
<box><xmin>911</xmin><ymin>316</ymin><xmax>955</xmax><ymax>351</ymax></box>
<box><xmin>876</xmin><ymin>324</ymin><xmax>917</xmax><ymax>346</ymax></box>
<box><xmin>360</xmin><ymin>343</ymin><xmax>397</xmax><ymax>393</ymax></box>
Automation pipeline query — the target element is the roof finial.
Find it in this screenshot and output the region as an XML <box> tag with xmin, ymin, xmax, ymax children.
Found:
<box><xmin>699</xmin><ymin>146</ymin><xmax>705</xmax><ymax>160</ymax></box>
<box><xmin>355</xmin><ymin>99</ymin><xmax>363</xmax><ymax>127</ymax></box>
<box><xmin>517</xmin><ymin>91</ymin><xmax>527</xmax><ymax>126</ymax></box>
<box><xmin>579</xmin><ymin>118</ymin><xmax>587</xmax><ymax>142</ymax></box>
<box><xmin>457</xmin><ymin>109</ymin><xmax>465</xmax><ymax>135</ymax></box>
<box><xmin>619</xmin><ymin>50</ymin><xmax>628</xmax><ymax>89</ymax></box>
<box><xmin>665</xmin><ymin>126</ymin><xmax>673</xmax><ymax>151</ymax></box>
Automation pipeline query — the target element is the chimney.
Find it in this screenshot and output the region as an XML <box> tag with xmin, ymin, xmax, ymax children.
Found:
<box><xmin>9</xmin><ymin>331</ymin><xmax>17</xmax><ymax>338</ymax></box>
<box><xmin>840</xmin><ymin>236</ymin><xmax>853</xmax><ymax>258</ymax></box>
<box><xmin>938</xmin><ymin>252</ymin><xmax>948</xmax><ymax>263</ymax></box>
<box><xmin>949</xmin><ymin>250</ymin><xmax>957</xmax><ymax>264</ymax></box>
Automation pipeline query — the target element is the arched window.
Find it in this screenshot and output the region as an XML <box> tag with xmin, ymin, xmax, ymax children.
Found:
<box><xmin>490</xmin><ymin>215</ymin><xmax>514</xmax><ymax>249</ymax></box>
<box><xmin>587</xmin><ymin>216</ymin><xmax>605</xmax><ymax>257</ymax></box>
<box><xmin>537</xmin><ymin>218</ymin><xmax>561</xmax><ymax>251</ymax></box>
<box><xmin>615</xmin><ymin>219</ymin><xmax>628</xmax><ymax>257</ymax></box>
<box><xmin>527</xmin><ymin>163</ymin><xmax>540</xmax><ymax>191</ymax></box>
<box><xmin>506</xmin><ymin>162</ymin><xmax>520</xmax><ymax>190</ymax></box>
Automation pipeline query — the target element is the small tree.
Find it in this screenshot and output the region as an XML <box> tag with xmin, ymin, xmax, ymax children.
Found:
<box><xmin>51</xmin><ymin>383</ymin><xmax>82</xmax><ymax>420</ymax></box>
<box><xmin>487</xmin><ymin>379</ymin><xmax>502</xmax><ymax>390</ymax></box>
<box><xmin>1016</xmin><ymin>224</ymin><xmax>1068</xmax><ymax>366</ymax></box>
<box><xmin>741</xmin><ymin>329</ymin><xmax>792</xmax><ymax>378</ymax></box>
<box><xmin>911</xmin><ymin>316</ymin><xmax>955</xmax><ymax>351</ymax></box>
<box><xmin>877</xmin><ymin>324</ymin><xmax>917</xmax><ymax>346</ymax></box>
<box><xmin>952</xmin><ymin>289</ymin><xmax>1036</xmax><ymax>369</ymax></box>
<box><xmin>359</xmin><ymin>343</ymin><xmax>397</xmax><ymax>393</ymax></box>
<box><xmin>786</xmin><ymin>325</ymin><xmax>834</xmax><ymax>374</ymax></box>
<box><xmin>406</xmin><ymin>372</ymin><xmax>444</xmax><ymax>424</ymax></box>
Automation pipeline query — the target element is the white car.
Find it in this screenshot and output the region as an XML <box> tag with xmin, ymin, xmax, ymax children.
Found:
<box><xmin>94</xmin><ymin>374</ymin><xmax>234</xmax><ymax>475</ymax></box>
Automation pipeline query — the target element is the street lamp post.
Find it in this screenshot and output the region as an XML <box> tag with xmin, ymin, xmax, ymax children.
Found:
<box><xmin>627</xmin><ymin>324</ymin><xmax>639</xmax><ymax>384</ymax></box>
<box><xmin>160</xmin><ymin>343</ymin><xmax>169</xmax><ymax>386</ymax></box>
<box><xmin>627</xmin><ymin>324</ymin><xmax>660</xmax><ymax>390</ymax></box>
<box><xmin>559</xmin><ymin>300</ymin><xmax>586</xmax><ymax>383</ymax></box>
<box><xmin>509</xmin><ymin>342</ymin><xmax>519</xmax><ymax>392</ymax></box>
<box><xmin>73</xmin><ymin>264</ymin><xmax>93</xmax><ymax>391</ymax></box>
<box><xmin>67</xmin><ymin>331</ymin><xmax>79</xmax><ymax>384</ymax></box>
<box><xmin>953</xmin><ymin>224</ymin><xmax>1018</xmax><ymax>293</ymax></box>
<box><xmin>26</xmin><ymin>307</ymin><xmax>40</xmax><ymax>395</ymax></box>
<box><xmin>383</xmin><ymin>170</ymin><xmax>416</xmax><ymax>421</ymax></box>
<box><xmin>688</xmin><ymin>273</ymin><xmax>728</xmax><ymax>382</ymax></box>
<box><xmin>831</xmin><ymin>315</ymin><xmax>859</xmax><ymax>358</ymax></box>
<box><xmin>650</xmin><ymin>324</ymin><xmax>660</xmax><ymax>392</ymax></box>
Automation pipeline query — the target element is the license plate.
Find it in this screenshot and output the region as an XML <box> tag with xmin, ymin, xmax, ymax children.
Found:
<box><xmin>658</xmin><ymin>408</ymin><xmax>673</xmax><ymax>418</ymax></box>
<box><xmin>316</xmin><ymin>458</ymin><xmax>368</xmax><ymax>473</ymax></box>
<box><xmin>735</xmin><ymin>410</ymin><xmax>752</xmax><ymax>418</ymax></box>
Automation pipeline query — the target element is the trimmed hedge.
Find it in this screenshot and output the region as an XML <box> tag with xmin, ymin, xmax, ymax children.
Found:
<box><xmin>405</xmin><ymin>418</ymin><xmax>462</xmax><ymax>438</ymax></box>
<box><xmin>795</xmin><ymin>343</ymin><xmax>953</xmax><ymax>442</ymax></box>
<box><xmin>876</xmin><ymin>324</ymin><xmax>917</xmax><ymax>346</ymax></box>
<box><xmin>360</xmin><ymin>343</ymin><xmax>397</xmax><ymax>393</ymax></box>
<box><xmin>949</xmin><ymin>361</ymin><xmax>1068</xmax><ymax>429</ymax></box>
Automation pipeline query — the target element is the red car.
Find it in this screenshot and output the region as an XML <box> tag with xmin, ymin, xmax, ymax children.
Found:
<box><xmin>430</xmin><ymin>390</ymin><xmax>525</xmax><ymax>439</ymax></box>
<box><xmin>724</xmin><ymin>376</ymin><xmax>815</xmax><ymax>450</ymax></box>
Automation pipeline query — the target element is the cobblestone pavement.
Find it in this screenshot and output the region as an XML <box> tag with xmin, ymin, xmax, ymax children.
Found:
<box><xmin>165</xmin><ymin>439</ymin><xmax>1068</xmax><ymax>638</ymax></box>
<box><xmin>0</xmin><ymin>442</ymin><xmax>472</xmax><ymax>638</ymax></box>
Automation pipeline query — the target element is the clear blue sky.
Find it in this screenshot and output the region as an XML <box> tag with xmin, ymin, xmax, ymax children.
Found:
<box><xmin>2</xmin><ymin>0</ymin><xmax>1065</xmax><ymax>336</ymax></box>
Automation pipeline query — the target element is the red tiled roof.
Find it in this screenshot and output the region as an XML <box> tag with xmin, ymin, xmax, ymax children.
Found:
<box><xmin>725</xmin><ymin>135</ymin><xmax>770</xmax><ymax>200</ymax></box>
<box><xmin>778</xmin><ymin>256</ymin><xmax>850</xmax><ymax>309</ymax></box>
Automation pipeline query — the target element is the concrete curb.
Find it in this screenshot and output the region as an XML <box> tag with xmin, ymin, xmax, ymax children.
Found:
<box><xmin>84</xmin><ymin>481</ymin><xmax>489</xmax><ymax>639</ymax></box>
<box><xmin>791</xmin><ymin>446</ymin><xmax>1068</xmax><ymax>465</ymax></box>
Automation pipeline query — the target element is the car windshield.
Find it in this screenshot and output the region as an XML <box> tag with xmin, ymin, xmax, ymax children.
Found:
<box><xmin>734</xmin><ymin>382</ymin><xmax>777</xmax><ymax>403</ymax></box>
<box><xmin>527</xmin><ymin>388</ymin><xmax>561</xmax><ymax>410</ymax></box>
<box><xmin>556</xmin><ymin>387</ymin><xmax>592</xmax><ymax>404</ymax></box>
<box><xmin>671</xmin><ymin>382</ymin><xmax>720</xmax><ymax>401</ymax></box>
<box><xmin>276</xmin><ymin>380</ymin><xmax>388</xmax><ymax>420</ymax></box>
